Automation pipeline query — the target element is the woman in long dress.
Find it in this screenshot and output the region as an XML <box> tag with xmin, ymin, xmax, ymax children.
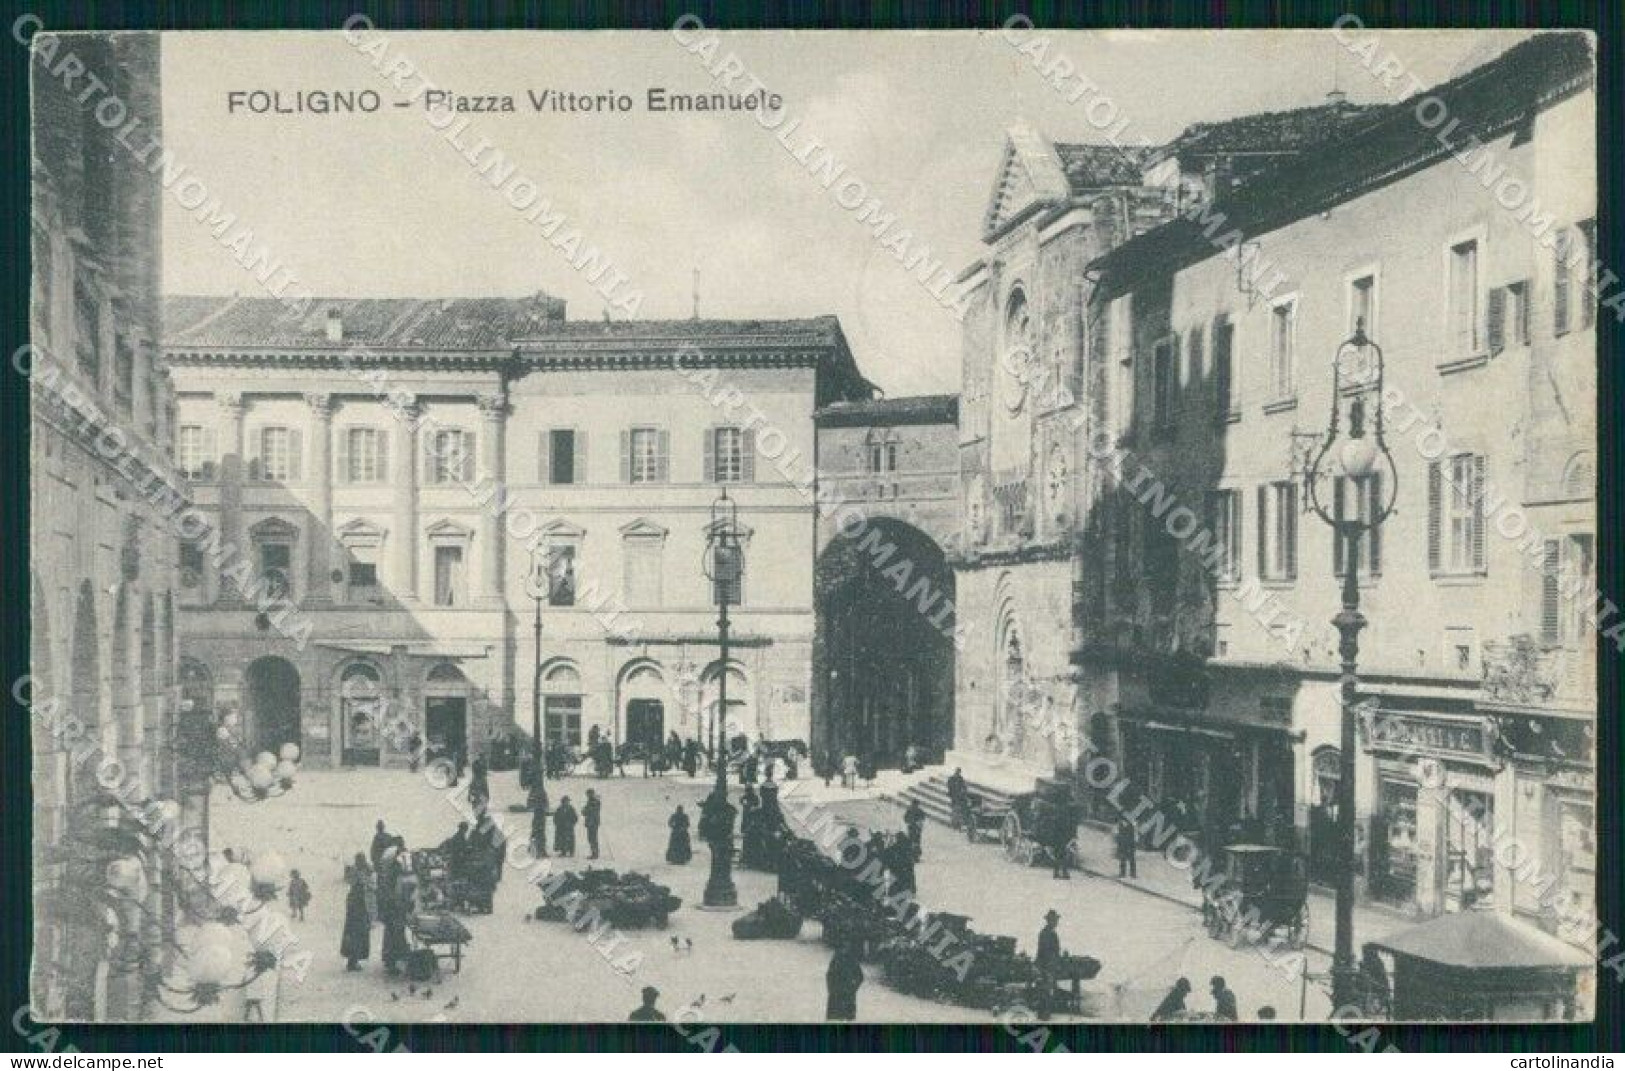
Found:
<box><xmin>340</xmin><ymin>870</ymin><xmax>371</xmax><ymax>970</ymax></box>
<box><xmin>666</xmin><ymin>806</ymin><xmax>693</xmax><ymax>865</ymax></box>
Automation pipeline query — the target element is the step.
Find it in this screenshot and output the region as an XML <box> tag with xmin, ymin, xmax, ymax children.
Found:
<box><xmin>884</xmin><ymin>767</ymin><xmax>1035</xmax><ymax>829</ymax></box>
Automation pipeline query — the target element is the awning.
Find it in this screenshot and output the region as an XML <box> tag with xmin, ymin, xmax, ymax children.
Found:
<box><xmin>1369</xmin><ymin>909</ymin><xmax>1592</xmax><ymax>971</ymax></box>
<box><xmin>1117</xmin><ymin>705</ymin><xmax>1298</xmax><ymax>740</ymax></box>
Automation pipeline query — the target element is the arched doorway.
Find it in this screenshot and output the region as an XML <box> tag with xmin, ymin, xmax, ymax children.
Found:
<box><xmin>815</xmin><ymin>518</ymin><xmax>955</xmax><ymax>769</ymax></box>
<box><xmin>336</xmin><ymin>661</ymin><xmax>382</xmax><ymax>766</ymax></box>
<box><xmin>423</xmin><ymin>662</ymin><xmax>469</xmax><ymax>764</ymax></box>
<box><xmin>246</xmin><ymin>657</ymin><xmax>301</xmax><ymax>756</ymax></box>
<box><xmin>701</xmin><ymin>662</ymin><xmax>752</xmax><ymax>752</ymax></box>
<box><xmin>617</xmin><ymin>661</ymin><xmax>668</xmax><ymax>753</ymax></box>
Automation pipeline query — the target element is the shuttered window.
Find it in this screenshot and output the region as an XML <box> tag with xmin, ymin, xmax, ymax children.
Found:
<box><xmin>624</xmin><ymin>427</ymin><xmax>668</xmax><ymax>484</ymax></box>
<box><xmin>1449</xmin><ymin>240</ymin><xmax>1480</xmax><ymax>356</ymax></box>
<box><xmin>1554</xmin><ymin>229</ymin><xmax>1573</xmax><ymax>337</ymax></box>
<box><xmin>1212</xmin><ymin>315</ymin><xmax>1234</xmax><ymax>420</ymax></box>
<box><xmin>1540</xmin><ymin>540</ymin><xmax>1562</xmax><ymax>642</ymax></box>
<box><xmin>424</xmin><ymin>428</ymin><xmax>475</xmax><ymax>484</ymax></box>
<box><xmin>1258</xmin><ymin>481</ymin><xmax>1297</xmax><ymax>581</ymax></box>
<box><xmin>1332</xmin><ymin>474</ymin><xmax>1382</xmax><ymax>577</ymax></box>
<box><xmin>1429</xmin><ymin>453</ymin><xmax>1486</xmax><ymax>575</ymax></box>
<box><xmin>340</xmin><ymin>426</ymin><xmax>388</xmax><ymax>483</ymax></box>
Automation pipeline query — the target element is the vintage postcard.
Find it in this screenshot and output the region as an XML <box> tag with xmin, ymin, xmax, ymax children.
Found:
<box><xmin>24</xmin><ymin>24</ymin><xmax>1600</xmax><ymax>1027</ymax></box>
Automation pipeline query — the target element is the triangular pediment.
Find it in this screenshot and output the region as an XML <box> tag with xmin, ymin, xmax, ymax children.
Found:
<box><xmin>982</xmin><ymin>122</ymin><xmax>1071</xmax><ymax>241</ymax></box>
<box><xmin>619</xmin><ymin>518</ymin><xmax>669</xmax><ymax>540</ymax></box>
<box><xmin>425</xmin><ymin>518</ymin><xmax>475</xmax><ymax>541</ymax></box>
<box><xmin>541</xmin><ymin>518</ymin><xmax>586</xmax><ymax>541</ymax></box>
<box><xmin>337</xmin><ymin>518</ymin><xmax>387</xmax><ymax>543</ymax></box>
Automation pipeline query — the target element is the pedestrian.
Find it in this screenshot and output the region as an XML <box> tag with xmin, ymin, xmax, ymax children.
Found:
<box><xmin>666</xmin><ymin>805</ymin><xmax>693</xmax><ymax>864</ymax></box>
<box><xmin>369</xmin><ymin>820</ymin><xmax>391</xmax><ymax>870</ymax></box>
<box><xmin>903</xmin><ymin>799</ymin><xmax>926</xmax><ymax>861</ymax></box>
<box><xmin>469</xmin><ymin>756</ymin><xmax>490</xmax><ymax>812</ymax></box>
<box><xmin>340</xmin><ymin>865</ymin><xmax>371</xmax><ymax>971</ymax></box>
<box><xmin>739</xmin><ymin>786</ymin><xmax>764</xmax><ymax>869</ymax></box>
<box><xmin>683</xmin><ymin>739</ymin><xmax>700</xmax><ymax>779</ymax></box>
<box><xmin>885</xmin><ymin>833</ymin><xmax>917</xmax><ymax>897</ymax></box>
<box><xmin>629</xmin><ymin>985</ymin><xmax>666</xmax><ymax>1022</ymax></box>
<box><xmin>1033</xmin><ymin>908</ymin><xmax>1062</xmax><ymax>1021</ymax></box>
<box><xmin>584</xmin><ymin>788</ymin><xmax>602</xmax><ymax>860</ymax></box>
<box><xmin>1150</xmin><ymin>977</ymin><xmax>1191</xmax><ymax>1022</ymax></box>
<box><xmin>946</xmin><ymin>767</ymin><xmax>969</xmax><ymax>832</ymax></box>
<box><xmin>841</xmin><ymin>753</ymin><xmax>858</xmax><ymax>790</ymax></box>
<box><xmin>903</xmin><ymin>743</ymin><xmax>920</xmax><ymax>774</ymax></box>
<box><xmin>1048</xmin><ymin>794</ymin><xmax>1075</xmax><ymax>880</ymax></box>
<box><xmin>345</xmin><ymin>851</ymin><xmax>376</xmax><ymax>922</ymax></box>
<box><xmin>407</xmin><ymin>731</ymin><xmax>423</xmax><ymax>773</ymax></box>
<box><xmin>742</xmin><ymin>752</ymin><xmax>759</xmax><ymax>786</ymax></box>
<box><xmin>287</xmin><ymin>868</ymin><xmax>311</xmax><ymax>921</ymax></box>
<box><xmin>554</xmin><ymin>795</ymin><xmax>578</xmax><ymax>857</ymax></box>
<box><xmin>1210</xmin><ymin>975</ymin><xmax>1238</xmax><ymax>1022</ymax></box>
<box><xmin>377</xmin><ymin>849</ymin><xmax>409</xmax><ymax>975</ymax></box>
<box><xmin>529</xmin><ymin>792</ymin><xmax>550</xmax><ymax>859</ymax></box>
<box><xmin>825</xmin><ymin>943</ymin><xmax>865</xmax><ymax>1021</ymax></box>
<box><xmin>1115</xmin><ymin>815</ymin><xmax>1139</xmax><ymax>878</ymax></box>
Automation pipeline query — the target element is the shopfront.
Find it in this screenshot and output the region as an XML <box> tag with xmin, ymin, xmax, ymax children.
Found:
<box><xmin>1362</xmin><ymin>705</ymin><xmax>1504</xmax><ymax>916</ymax></box>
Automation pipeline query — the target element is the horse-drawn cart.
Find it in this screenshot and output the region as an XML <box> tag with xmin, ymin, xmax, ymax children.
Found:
<box><xmin>1201</xmin><ymin>844</ymin><xmax>1309</xmax><ymax>949</ymax></box>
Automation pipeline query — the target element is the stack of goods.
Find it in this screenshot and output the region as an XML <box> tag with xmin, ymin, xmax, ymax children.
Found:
<box><xmin>731</xmin><ymin>895</ymin><xmax>804</xmax><ymax>940</ymax></box>
<box><xmin>532</xmin><ymin>868</ymin><xmax>682</xmax><ymax>929</ymax></box>
<box><xmin>878</xmin><ymin>914</ymin><xmax>1032</xmax><ymax>1010</ymax></box>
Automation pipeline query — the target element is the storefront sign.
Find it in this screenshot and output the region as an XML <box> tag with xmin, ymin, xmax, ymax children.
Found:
<box><xmin>1366</xmin><ymin>711</ymin><xmax>1494</xmax><ymax>763</ymax></box>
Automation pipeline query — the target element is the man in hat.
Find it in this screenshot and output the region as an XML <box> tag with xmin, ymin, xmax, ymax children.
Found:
<box><xmin>583</xmin><ymin>788</ymin><xmax>603</xmax><ymax>860</ymax></box>
<box><xmin>628</xmin><ymin>985</ymin><xmax>665</xmax><ymax>1022</ymax></box>
<box><xmin>1033</xmin><ymin>908</ymin><xmax>1062</xmax><ymax>1020</ymax></box>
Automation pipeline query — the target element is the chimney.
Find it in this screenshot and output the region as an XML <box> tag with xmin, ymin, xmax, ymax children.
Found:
<box><xmin>325</xmin><ymin>308</ymin><xmax>344</xmax><ymax>343</ymax></box>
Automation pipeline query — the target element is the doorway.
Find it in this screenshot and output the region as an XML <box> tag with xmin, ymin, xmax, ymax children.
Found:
<box><xmin>246</xmin><ymin>656</ymin><xmax>302</xmax><ymax>756</ymax></box>
<box><xmin>625</xmin><ymin>699</ymin><xmax>664</xmax><ymax>753</ymax></box>
<box><xmin>426</xmin><ymin>698</ymin><xmax>468</xmax><ymax>763</ymax></box>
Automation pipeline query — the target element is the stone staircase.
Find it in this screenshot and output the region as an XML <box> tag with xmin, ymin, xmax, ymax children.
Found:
<box><xmin>883</xmin><ymin>755</ymin><xmax>1042</xmax><ymax>828</ymax></box>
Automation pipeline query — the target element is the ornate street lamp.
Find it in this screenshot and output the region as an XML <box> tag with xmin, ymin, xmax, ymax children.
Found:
<box><xmin>699</xmin><ymin>487</ymin><xmax>743</xmax><ymax>909</ymax></box>
<box><xmin>1301</xmin><ymin>318</ymin><xmax>1397</xmax><ymax>1013</ymax></box>
<box><xmin>185</xmin><ymin>699</ymin><xmax>301</xmax><ymax>803</ymax></box>
<box><xmin>527</xmin><ymin>546</ymin><xmax>549</xmax><ymax>815</ymax></box>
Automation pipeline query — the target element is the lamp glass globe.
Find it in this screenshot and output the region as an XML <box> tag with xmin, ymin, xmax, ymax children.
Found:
<box><xmin>1338</xmin><ymin>436</ymin><xmax>1379</xmax><ymax>479</ymax></box>
<box><xmin>278</xmin><ymin>743</ymin><xmax>301</xmax><ymax>762</ymax></box>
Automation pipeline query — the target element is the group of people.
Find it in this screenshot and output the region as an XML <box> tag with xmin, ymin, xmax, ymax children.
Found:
<box><xmin>1149</xmin><ymin>975</ymin><xmax>1241</xmax><ymax>1022</ymax></box>
<box><xmin>341</xmin><ymin>820</ymin><xmax>420</xmax><ymax>974</ymax></box>
<box><xmin>527</xmin><ymin>788</ymin><xmax>604</xmax><ymax>859</ymax></box>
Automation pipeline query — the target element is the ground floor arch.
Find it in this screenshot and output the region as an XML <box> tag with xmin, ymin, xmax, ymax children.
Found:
<box><xmin>245</xmin><ymin>656</ymin><xmax>302</xmax><ymax>756</ymax></box>
<box><xmin>814</xmin><ymin>517</ymin><xmax>955</xmax><ymax>769</ymax></box>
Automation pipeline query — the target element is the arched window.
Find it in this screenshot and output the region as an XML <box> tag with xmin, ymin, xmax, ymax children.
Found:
<box><xmin>541</xmin><ymin>661</ymin><xmax>583</xmax><ymax>748</ymax></box>
<box><xmin>1312</xmin><ymin>746</ymin><xmax>1341</xmax><ymax>809</ymax></box>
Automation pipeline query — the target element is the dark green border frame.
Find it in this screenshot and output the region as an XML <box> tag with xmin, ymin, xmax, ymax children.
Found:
<box><xmin>1</xmin><ymin>0</ymin><xmax>1617</xmax><ymax>1054</ymax></box>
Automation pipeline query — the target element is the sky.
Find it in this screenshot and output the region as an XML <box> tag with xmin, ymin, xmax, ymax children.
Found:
<box><xmin>161</xmin><ymin>29</ymin><xmax>1532</xmax><ymax>396</ymax></box>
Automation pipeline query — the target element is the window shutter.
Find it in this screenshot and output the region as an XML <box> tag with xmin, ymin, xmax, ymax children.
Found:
<box><xmin>1518</xmin><ymin>278</ymin><xmax>1533</xmax><ymax>344</ymax></box>
<box><xmin>1333</xmin><ymin>478</ymin><xmax>1346</xmax><ymax>575</ymax></box>
<box><xmin>742</xmin><ymin>428</ymin><xmax>756</xmax><ymax>482</ymax></box>
<box><xmin>336</xmin><ymin>428</ymin><xmax>350</xmax><ymax>484</ymax></box>
<box><xmin>1427</xmin><ymin>460</ymin><xmax>1442</xmax><ymax>573</ymax></box>
<box><xmin>1540</xmin><ymin>540</ymin><xmax>1562</xmax><ymax>642</ymax></box>
<box><xmin>1470</xmin><ymin>454</ymin><xmax>1486</xmax><ymax>572</ymax></box>
<box><xmin>1284</xmin><ymin>484</ymin><xmax>1298</xmax><ymax>579</ymax></box>
<box><xmin>428</xmin><ymin>430</ymin><xmax>446</xmax><ymax>484</ymax></box>
<box><xmin>1579</xmin><ymin>219</ymin><xmax>1597</xmax><ymax>329</ymax></box>
<box><xmin>538</xmin><ymin>430</ymin><xmax>551</xmax><ymax>483</ymax></box>
<box><xmin>1486</xmin><ymin>286</ymin><xmax>1506</xmax><ymax>354</ymax></box>
<box><xmin>288</xmin><ymin>428</ymin><xmax>303</xmax><ymax>481</ymax></box>
<box><xmin>574</xmin><ymin>429</ymin><xmax>587</xmax><ymax>484</ymax></box>
<box><xmin>1213</xmin><ymin>317</ymin><xmax>1232</xmax><ymax>418</ymax></box>
<box><xmin>656</xmin><ymin>429</ymin><xmax>670</xmax><ymax>482</ymax></box>
<box><xmin>619</xmin><ymin>430</ymin><xmax>631</xmax><ymax>483</ymax></box>
<box><xmin>377</xmin><ymin>429</ymin><xmax>389</xmax><ymax>481</ymax></box>
<box><xmin>1256</xmin><ymin>485</ymin><xmax>1268</xmax><ymax>578</ymax></box>
<box><xmin>462</xmin><ymin>432</ymin><xmax>476</xmax><ymax>482</ymax></box>
<box><xmin>1554</xmin><ymin>232</ymin><xmax>1571</xmax><ymax>337</ymax></box>
<box><xmin>703</xmin><ymin>427</ymin><xmax>715</xmax><ymax>482</ymax></box>
<box><xmin>247</xmin><ymin>428</ymin><xmax>262</xmax><ymax>480</ymax></box>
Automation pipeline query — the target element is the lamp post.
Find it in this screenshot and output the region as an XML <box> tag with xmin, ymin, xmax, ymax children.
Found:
<box><xmin>699</xmin><ymin>486</ymin><xmax>742</xmax><ymax>909</ymax></box>
<box><xmin>529</xmin><ymin>548</ymin><xmax>548</xmax><ymax>812</ymax></box>
<box><xmin>1302</xmin><ymin>319</ymin><xmax>1397</xmax><ymax>1013</ymax></box>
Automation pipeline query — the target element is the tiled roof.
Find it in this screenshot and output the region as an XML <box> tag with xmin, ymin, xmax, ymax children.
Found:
<box><xmin>164</xmin><ymin>294</ymin><xmax>567</xmax><ymax>350</ymax></box>
<box><xmin>512</xmin><ymin>315</ymin><xmax>847</xmax><ymax>346</ymax></box>
<box><xmin>1052</xmin><ymin>142</ymin><xmax>1143</xmax><ymax>193</ymax></box>
<box><xmin>815</xmin><ymin>394</ymin><xmax>959</xmax><ymax>426</ymax></box>
<box><xmin>1091</xmin><ymin>32</ymin><xmax>1593</xmax><ymax>291</ymax></box>
<box><xmin>1157</xmin><ymin>98</ymin><xmax>1384</xmax><ymax>163</ymax></box>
